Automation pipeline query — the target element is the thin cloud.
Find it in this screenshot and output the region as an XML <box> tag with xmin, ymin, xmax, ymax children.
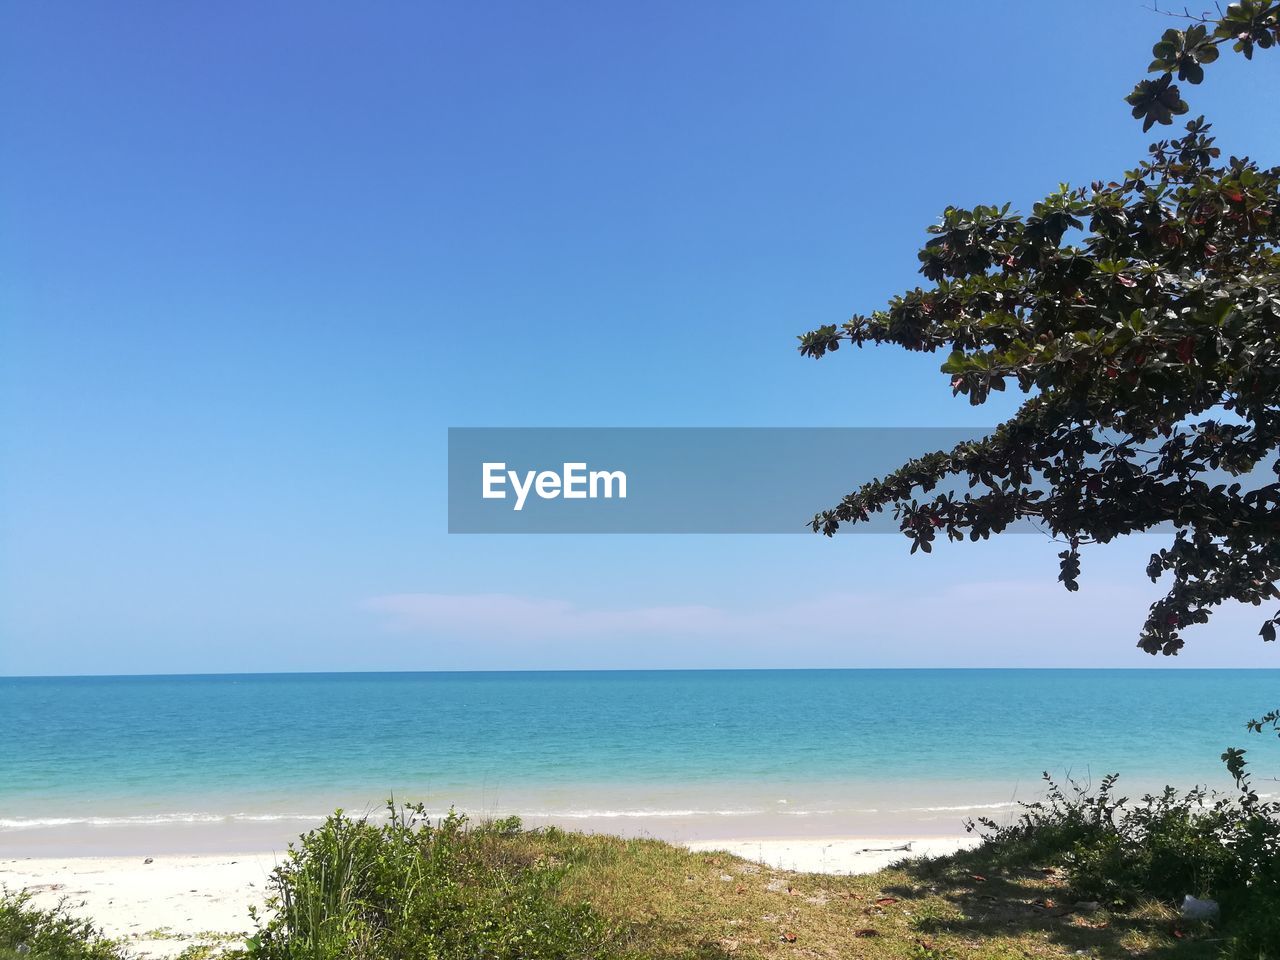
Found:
<box><xmin>367</xmin><ymin>593</ymin><xmax>735</xmax><ymax>637</ymax></box>
<box><xmin>366</xmin><ymin>580</ymin><xmax>1149</xmax><ymax>643</ymax></box>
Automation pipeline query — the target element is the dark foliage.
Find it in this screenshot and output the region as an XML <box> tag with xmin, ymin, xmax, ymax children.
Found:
<box><xmin>798</xmin><ymin>3</ymin><xmax>1280</xmax><ymax>657</ymax></box>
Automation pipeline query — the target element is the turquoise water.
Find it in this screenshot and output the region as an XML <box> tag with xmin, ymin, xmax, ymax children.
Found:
<box><xmin>2</xmin><ymin>670</ymin><xmax>1278</xmax><ymax>845</ymax></box>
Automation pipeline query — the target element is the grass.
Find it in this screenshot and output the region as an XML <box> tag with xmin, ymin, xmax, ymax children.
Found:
<box><xmin>236</xmin><ymin>803</ymin><xmax>1237</xmax><ymax>960</ymax></box>
<box><xmin>473</xmin><ymin>826</ymin><xmax>1205</xmax><ymax>960</ymax></box>
<box><xmin>1</xmin><ymin>805</ymin><xmax>1264</xmax><ymax>960</ymax></box>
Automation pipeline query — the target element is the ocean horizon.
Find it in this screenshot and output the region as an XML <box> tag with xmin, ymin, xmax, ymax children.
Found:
<box><xmin>4</xmin><ymin>668</ymin><xmax>1278</xmax><ymax>854</ymax></box>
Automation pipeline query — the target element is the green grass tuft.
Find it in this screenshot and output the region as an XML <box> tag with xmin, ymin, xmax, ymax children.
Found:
<box><xmin>243</xmin><ymin>804</ymin><xmax>611</xmax><ymax>960</ymax></box>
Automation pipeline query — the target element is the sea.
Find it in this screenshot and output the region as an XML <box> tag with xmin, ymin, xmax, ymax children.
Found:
<box><xmin>2</xmin><ymin>669</ymin><xmax>1277</xmax><ymax>855</ymax></box>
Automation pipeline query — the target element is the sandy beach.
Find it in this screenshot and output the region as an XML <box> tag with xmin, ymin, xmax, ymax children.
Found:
<box><xmin>0</xmin><ymin>852</ymin><xmax>277</xmax><ymax>958</ymax></box>
<box><xmin>1</xmin><ymin>835</ymin><xmax>975</xmax><ymax>958</ymax></box>
<box><xmin>685</xmin><ymin>834</ymin><xmax>977</xmax><ymax>874</ymax></box>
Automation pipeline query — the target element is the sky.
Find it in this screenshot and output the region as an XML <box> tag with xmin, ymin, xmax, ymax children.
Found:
<box><xmin>3</xmin><ymin>1</ymin><xmax>1279</xmax><ymax>675</ymax></box>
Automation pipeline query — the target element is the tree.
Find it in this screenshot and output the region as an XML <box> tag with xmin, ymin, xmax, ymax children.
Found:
<box><xmin>798</xmin><ymin>2</ymin><xmax>1280</xmax><ymax>656</ymax></box>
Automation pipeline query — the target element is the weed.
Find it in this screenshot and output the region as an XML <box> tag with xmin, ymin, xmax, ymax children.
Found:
<box><xmin>0</xmin><ymin>890</ymin><xmax>124</xmax><ymax>960</ymax></box>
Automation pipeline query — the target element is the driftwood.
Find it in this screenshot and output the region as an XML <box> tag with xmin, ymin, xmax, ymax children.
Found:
<box><xmin>853</xmin><ymin>841</ymin><xmax>913</xmax><ymax>854</ymax></box>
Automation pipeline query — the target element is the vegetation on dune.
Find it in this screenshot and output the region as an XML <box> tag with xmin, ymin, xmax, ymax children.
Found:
<box><xmin>232</xmin><ymin>791</ymin><xmax>1280</xmax><ymax>959</ymax></box>
<box><xmin>223</xmin><ymin>799</ymin><xmax>1280</xmax><ymax>959</ymax></box>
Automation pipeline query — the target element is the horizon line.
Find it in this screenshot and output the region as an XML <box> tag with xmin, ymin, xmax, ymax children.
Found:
<box><xmin>3</xmin><ymin>665</ymin><xmax>1275</xmax><ymax>680</ymax></box>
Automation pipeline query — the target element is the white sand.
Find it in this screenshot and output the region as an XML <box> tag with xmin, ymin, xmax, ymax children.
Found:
<box><xmin>0</xmin><ymin>852</ymin><xmax>277</xmax><ymax>959</ymax></box>
<box><xmin>685</xmin><ymin>835</ymin><xmax>977</xmax><ymax>874</ymax></box>
<box><xmin>2</xmin><ymin>836</ymin><xmax>974</xmax><ymax>958</ymax></box>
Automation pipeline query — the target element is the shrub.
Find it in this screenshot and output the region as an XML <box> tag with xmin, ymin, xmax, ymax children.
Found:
<box><xmin>968</xmin><ymin>754</ymin><xmax>1280</xmax><ymax>958</ymax></box>
<box><xmin>0</xmin><ymin>890</ymin><xmax>124</xmax><ymax>960</ymax></box>
<box><xmin>243</xmin><ymin>803</ymin><xmax>616</xmax><ymax>960</ymax></box>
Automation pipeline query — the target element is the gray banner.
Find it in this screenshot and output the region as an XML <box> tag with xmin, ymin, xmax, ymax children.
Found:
<box><xmin>448</xmin><ymin>427</ymin><xmax>995</xmax><ymax>533</ymax></box>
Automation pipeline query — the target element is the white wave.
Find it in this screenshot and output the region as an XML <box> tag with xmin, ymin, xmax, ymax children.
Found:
<box><xmin>0</xmin><ymin>812</ymin><xmax>329</xmax><ymax>830</ymax></box>
<box><xmin>901</xmin><ymin>801</ymin><xmax>1017</xmax><ymax>812</ymax></box>
<box><xmin>517</xmin><ymin>808</ymin><xmax>762</xmax><ymax>819</ymax></box>
<box><xmin>0</xmin><ymin>800</ymin><xmax>1007</xmax><ymax>830</ymax></box>
<box><xmin>0</xmin><ymin>808</ymin><xmax>763</xmax><ymax>829</ymax></box>
<box><xmin>234</xmin><ymin>813</ymin><xmax>331</xmax><ymax>822</ymax></box>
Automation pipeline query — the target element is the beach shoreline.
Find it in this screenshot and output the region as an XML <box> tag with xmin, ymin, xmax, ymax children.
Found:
<box><xmin>0</xmin><ymin>799</ymin><xmax>1002</xmax><ymax>858</ymax></box>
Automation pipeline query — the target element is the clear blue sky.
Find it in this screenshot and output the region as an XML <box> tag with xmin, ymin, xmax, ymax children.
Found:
<box><xmin>3</xmin><ymin>2</ymin><xmax>1278</xmax><ymax>674</ymax></box>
